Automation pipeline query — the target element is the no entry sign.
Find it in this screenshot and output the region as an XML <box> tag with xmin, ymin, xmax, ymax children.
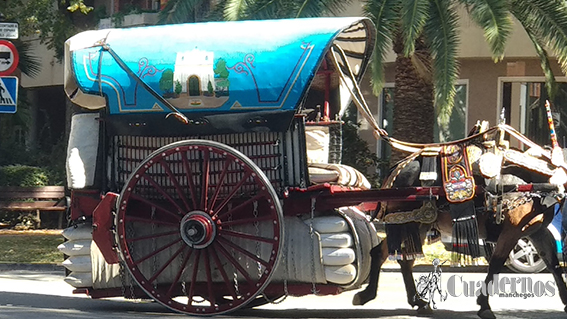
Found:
<box><xmin>0</xmin><ymin>40</ymin><xmax>19</xmax><ymax>76</ymax></box>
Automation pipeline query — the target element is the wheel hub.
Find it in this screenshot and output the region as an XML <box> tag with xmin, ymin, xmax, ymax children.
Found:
<box><xmin>180</xmin><ymin>211</ymin><xmax>216</xmax><ymax>249</ymax></box>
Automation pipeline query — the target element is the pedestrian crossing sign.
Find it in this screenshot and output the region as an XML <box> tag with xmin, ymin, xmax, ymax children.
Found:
<box><xmin>0</xmin><ymin>76</ymin><xmax>18</xmax><ymax>113</ymax></box>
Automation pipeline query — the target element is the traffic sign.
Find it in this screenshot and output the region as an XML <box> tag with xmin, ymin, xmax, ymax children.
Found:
<box><xmin>0</xmin><ymin>22</ymin><xmax>18</xmax><ymax>39</ymax></box>
<box><xmin>0</xmin><ymin>76</ymin><xmax>18</xmax><ymax>113</ymax></box>
<box><xmin>0</xmin><ymin>40</ymin><xmax>18</xmax><ymax>76</ymax></box>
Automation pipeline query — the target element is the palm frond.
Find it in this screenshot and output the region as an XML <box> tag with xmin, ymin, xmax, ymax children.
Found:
<box><xmin>423</xmin><ymin>0</ymin><xmax>460</xmax><ymax>117</ymax></box>
<box><xmin>363</xmin><ymin>0</ymin><xmax>399</xmax><ymax>95</ymax></box>
<box><xmin>158</xmin><ymin>0</ymin><xmax>209</xmax><ymax>24</ymax></box>
<box><xmin>400</xmin><ymin>0</ymin><xmax>429</xmax><ymax>57</ymax></box>
<box><xmin>461</xmin><ymin>0</ymin><xmax>512</xmax><ymax>60</ymax></box>
<box><xmin>509</xmin><ymin>0</ymin><xmax>567</xmax><ymax>75</ymax></box>
<box><xmin>511</xmin><ymin>3</ymin><xmax>558</xmax><ymax>99</ymax></box>
<box><xmin>224</xmin><ymin>0</ymin><xmax>252</xmax><ymax>20</ymax></box>
<box><xmin>295</xmin><ymin>0</ymin><xmax>352</xmax><ymax>18</ymax></box>
<box><xmin>13</xmin><ymin>40</ymin><xmax>41</xmax><ymax>78</ymax></box>
<box><xmin>244</xmin><ymin>0</ymin><xmax>283</xmax><ymax>20</ymax></box>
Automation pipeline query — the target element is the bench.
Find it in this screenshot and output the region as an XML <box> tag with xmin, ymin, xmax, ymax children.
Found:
<box><xmin>0</xmin><ymin>186</ymin><xmax>68</xmax><ymax>228</ymax></box>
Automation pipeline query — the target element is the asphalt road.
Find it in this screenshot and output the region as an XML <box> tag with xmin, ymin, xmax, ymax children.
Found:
<box><xmin>0</xmin><ymin>266</ymin><xmax>566</xmax><ymax>318</ymax></box>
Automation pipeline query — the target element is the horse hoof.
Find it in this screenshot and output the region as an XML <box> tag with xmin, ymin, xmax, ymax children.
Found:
<box><xmin>477</xmin><ymin>309</ymin><xmax>496</xmax><ymax>319</ymax></box>
<box><xmin>352</xmin><ymin>292</ymin><xmax>373</xmax><ymax>306</ymax></box>
<box><xmin>564</xmin><ymin>305</ymin><xmax>567</xmax><ymax>313</ymax></box>
<box><xmin>417</xmin><ymin>305</ymin><xmax>433</xmax><ymax>315</ymax></box>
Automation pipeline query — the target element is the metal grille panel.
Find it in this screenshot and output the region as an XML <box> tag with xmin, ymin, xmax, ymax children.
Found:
<box><xmin>110</xmin><ymin>132</ymin><xmax>294</xmax><ymax>196</ymax></box>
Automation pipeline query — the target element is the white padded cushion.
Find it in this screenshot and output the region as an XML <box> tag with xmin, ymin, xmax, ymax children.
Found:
<box><xmin>57</xmin><ymin>240</ymin><xmax>92</xmax><ymax>256</ymax></box>
<box><xmin>62</xmin><ymin>224</ymin><xmax>92</xmax><ymax>241</ymax></box>
<box><xmin>324</xmin><ymin>264</ymin><xmax>357</xmax><ymax>284</ymax></box>
<box><xmin>320</xmin><ymin>232</ymin><xmax>353</xmax><ymax>248</ymax></box>
<box><xmin>64</xmin><ymin>271</ymin><xmax>93</xmax><ymax>288</ymax></box>
<box><xmin>306</xmin><ymin>215</ymin><xmax>349</xmax><ymax>233</ymax></box>
<box><xmin>308</xmin><ymin>167</ymin><xmax>339</xmax><ymax>183</ymax></box>
<box><xmin>322</xmin><ymin>247</ymin><xmax>356</xmax><ymax>265</ymax></box>
<box><xmin>66</xmin><ymin>113</ymin><xmax>99</xmax><ymax>189</ymax></box>
<box><xmin>308</xmin><ymin>163</ymin><xmax>371</xmax><ymax>190</ymax></box>
<box><xmin>62</xmin><ymin>255</ymin><xmax>92</xmax><ymax>273</ymax></box>
<box><xmin>305</xmin><ymin>126</ymin><xmax>330</xmax><ymax>164</ymax></box>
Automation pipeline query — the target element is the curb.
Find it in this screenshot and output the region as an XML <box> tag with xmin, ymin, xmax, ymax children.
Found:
<box><xmin>382</xmin><ymin>265</ymin><xmax>489</xmax><ymax>273</ymax></box>
<box><xmin>0</xmin><ymin>263</ymin><xmax>64</xmax><ymax>272</ymax></box>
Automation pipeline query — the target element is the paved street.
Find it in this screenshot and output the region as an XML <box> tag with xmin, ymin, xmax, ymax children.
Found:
<box><xmin>0</xmin><ymin>267</ymin><xmax>566</xmax><ymax>318</ymax></box>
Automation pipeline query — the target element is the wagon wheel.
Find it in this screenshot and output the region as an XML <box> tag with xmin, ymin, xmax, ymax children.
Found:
<box><xmin>115</xmin><ymin>140</ymin><xmax>284</xmax><ymax>315</ymax></box>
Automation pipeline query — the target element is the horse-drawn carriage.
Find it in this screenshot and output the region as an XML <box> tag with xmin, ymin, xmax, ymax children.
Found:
<box><xmin>60</xmin><ymin>17</ymin><xmax>567</xmax><ymax>317</ymax></box>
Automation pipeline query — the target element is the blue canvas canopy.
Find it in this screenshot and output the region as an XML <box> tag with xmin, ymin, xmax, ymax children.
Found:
<box><xmin>64</xmin><ymin>17</ymin><xmax>375</xmax><ymax>116</ymax></box>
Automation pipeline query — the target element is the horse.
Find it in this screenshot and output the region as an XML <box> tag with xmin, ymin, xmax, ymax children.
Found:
<box><xmin>352</xmin><ymin>130</ymin><xmax>567</xmax><ymax>319</ymax></box>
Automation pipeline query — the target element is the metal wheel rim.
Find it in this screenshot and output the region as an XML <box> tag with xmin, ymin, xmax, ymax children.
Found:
<box><xmin>115</xmin><ymin>139</ymin><xmax>284</xmax><ymax>315</ymax></box>
<box><xmin>508</xmin><ymin>237</ymin><xmax>544</xmax><ymax>272</ymax></box>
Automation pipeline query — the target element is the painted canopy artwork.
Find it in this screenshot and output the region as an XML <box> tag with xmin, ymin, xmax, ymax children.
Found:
<box><xmin>64</xmin><ymin>17</ymin><xmax>375</xmax><ymax>115</ymax></box>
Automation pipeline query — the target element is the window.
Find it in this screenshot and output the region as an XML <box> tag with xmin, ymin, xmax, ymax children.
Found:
<box><xmin>499</xmin><ymin>79</ymin><xmax>567</xmax><ymax>148</ymax></box>
<box><xmin>377</xmin><ymin>82</ymin><xmax>469</xmax><ymax>164</ymax></box>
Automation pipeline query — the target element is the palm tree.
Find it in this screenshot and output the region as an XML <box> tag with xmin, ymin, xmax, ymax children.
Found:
<box><xmin>364</xmin><ymin>0</ymin><xmax>567</xmax><ymax>161</ymax></box>
<box><xmin>158</xmin><ymin>0</ymin><xmax>216</xmax><ymax>24</ymax></box>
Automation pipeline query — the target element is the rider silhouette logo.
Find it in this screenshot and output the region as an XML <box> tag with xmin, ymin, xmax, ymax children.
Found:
<box><xmin>415</xmin><ymin>258</ymin><xmax>448</xmax><ymax>309</ymax></box>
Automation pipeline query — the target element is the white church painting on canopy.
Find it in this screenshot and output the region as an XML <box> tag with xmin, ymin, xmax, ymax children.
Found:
<box><xmin>157</xmin><ymin>48</ymin><xmax>230</xmax><ymax>108</ymax></box>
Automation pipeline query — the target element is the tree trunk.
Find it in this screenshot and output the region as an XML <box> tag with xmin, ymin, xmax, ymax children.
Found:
<box><xmin>391</xmin><ymin>35</ymin><xmax>434</xmax><ymax>164</ymax></box>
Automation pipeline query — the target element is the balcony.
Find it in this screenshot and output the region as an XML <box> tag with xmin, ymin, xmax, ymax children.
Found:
<box><xmin>98</xmin><ymin>12</ymin><xmax>159</xmax><ymax>29</ymax></box>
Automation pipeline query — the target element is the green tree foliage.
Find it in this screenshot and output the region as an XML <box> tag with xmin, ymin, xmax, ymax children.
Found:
<box><xmin>1</xmin><ymin>0</ymin><xmax>94</xmax><ymax>61</ymax></box>
<box><xmin>159</xmin><ymin>69</ymin><xmax>174</xmax><ymax>94</ymax></box>
<box><xmin>214</xmin><ymin>58</ymin><xmax>229</xmax><ymax>79</ymax></box>
<box><xmin>364</xmin><ymin>0</ymin><xmax>567</xmax><ymax>118</ymax></box>
<box><xmin>175</xmin><ymin>80</ymin><xmax>182</xmax><ymax>95</ymax></box>
<box><xmin>207</xmin><ymin>80</ymin><xmax>214</xmax><ymax>95</ymax></box>
<box><xmin>341</xmin><ymin>105</ymin><xmax>381</xmax><ymax>187</ymax></box>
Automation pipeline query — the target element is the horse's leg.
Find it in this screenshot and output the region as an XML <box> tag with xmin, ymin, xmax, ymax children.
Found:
<box><xmin>398</xmin><ymin>258</ymin><xmax>431</xmax><ymax>313</ymax></box>
<box><xmin>477</xmin><ymin>226</ymin><xmax>520</xmax><ymax>319</ymax></box>
<box><xmin>528</xmin><ymin>227</ymin><xmax>567</xmax><ymax>313</ymax></box>
<box><xmin>353</xmin><ymin>238</ymin><xmax>388</xmax><ymax>305</ymax></box>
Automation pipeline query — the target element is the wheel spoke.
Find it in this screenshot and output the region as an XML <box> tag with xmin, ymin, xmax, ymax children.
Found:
<box><xmin>512</xmin><ymin>249</ymin><xmax>527</xmax><ymax>260</ymax></box>
<box><xmin>217</xmin><ymin>236</ymin><xmax>270</xmax><ymax>267</ymax></box>
<box><xmin>220</xmin><ymin>229</ymin><xmax>277</xmax><ymax>244</ymax></box>
<box><xmin>209</xmin><ymin>247</ymin><xmax>238</xmax><ymax>300</ymax></box>
<box><xmin>220</xmin><ymin>215</ymin><xmax>274</xmax><ymax>227</ymax></box>
<box><xmin>133</xmin><ymin>238</ymin><xmax>183</xmax><ymax>265</ymax></box>
<box><xmin>181</xmin><ymin>151</ymin><xmax>199</xmax><ymax>211</ymax></box>
<box><xmin>203</xmin><ymin>249</ymin><xmax>216</xmax><ymax>306</ymax></box>
<box><xmin>526</xmin><ymin>253</ymin><xmax>536</xmax><ymax>266</ymax></box>
<box><xmin>211</xmin><ymin>171</ymin><xmax>252</xmax><ymax>218</ymax></box>
<box><xmin>141</xmin><ymin>174</ymin><xmax>186</xmax><ymax>215</ymax></box>
<box><xmin>125</xmin><ymin>215</ymin><xmax>178</xmax><ymax>227</ymax></box>
<box><xmin>167</xmin><ymin>247</ymin><xmax>193</xmax><ymax>298</ymax></box>
<box><xmin>216</xmin><ymin>192</ymin><xmax>263</xmax><ymax>220</ymax></box>
<box><xmin>187</xmin><ymin>250</ymin><xmax>202</xmax><ymax>304</ymax></box>
<box><xmin>214</xmin><ymin>242</ymin><xmax>254</xmax><ymax>284</ymax></box>
<box><xmin>201</xmin><ymin>150</ymin><xmax>210</xmax><ymax>211</ymax></box>
<box><xmin>206</xmin><ymin>158</ymin><xmax>233</xmax><ymax>215</ymax></box>
<box><xmin>130</xmin><ymin>194</ymin><xmax>182</xmax><ymax>221</ymax></box>
<box><xmin>159</xmin><ymin>159</ymin><xmax>192</xmax><ymax>212</ymax></box>
<box><xmin>126</xmin><ymin>230</ymin><xmax>179</xmax><ymax>243</ymax></box>
<box><xmin>148</xmin><ymin>244</ymin><xmax>187</xmax><ymax>283</ymax></box>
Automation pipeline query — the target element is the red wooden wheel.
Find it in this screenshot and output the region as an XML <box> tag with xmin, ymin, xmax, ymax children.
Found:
<box><xmin>116</xmin><ymin>140</ymin><xmax>284</xmax><ymax>315</ymax></box>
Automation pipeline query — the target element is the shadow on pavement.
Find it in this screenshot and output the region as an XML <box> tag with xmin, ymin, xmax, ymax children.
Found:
<box><xmin>1</xmin><ymin>291</ymin><xmax>566</xmax><ymax>319</ymax></box>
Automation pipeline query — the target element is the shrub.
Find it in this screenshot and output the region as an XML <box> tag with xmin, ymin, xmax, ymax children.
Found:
<box><xmin>0</xmin><ymin>165</ymin><xmax>51</xmax><ymax>187</ymax></box>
